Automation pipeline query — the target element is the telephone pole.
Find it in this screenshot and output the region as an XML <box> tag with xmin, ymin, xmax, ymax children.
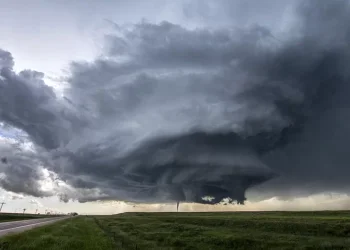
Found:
<box><xmin>0</xmin><ymin>202</ymin><xmax>5</xmax><ymax>212</ymax></box>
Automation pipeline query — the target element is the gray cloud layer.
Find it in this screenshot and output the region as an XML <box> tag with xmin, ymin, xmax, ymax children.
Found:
<box><xmin>1</xmin><ymin>0</ymin><xmax>350</xmax><ymax>204</ymax></box>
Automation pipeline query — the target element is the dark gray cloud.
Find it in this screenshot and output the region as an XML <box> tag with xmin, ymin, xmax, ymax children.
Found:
<box><xmin>0</xmin><ymin>141</ymin><xmax>52</xmax><ymax>198</ymax></box>
<box><xmin>0</xmin><ymin>157</ymin><xmax>6</xmax><ymax>164</ymax></box>
<box><xmin>0</xmin><ymin>51</ymin><xmax>85</xmax><ymax>150</ymax></box>
<box><xmin>1</xmin><ymin>0</ymin><xmax>350</xmax><ymax>204</ymax></box>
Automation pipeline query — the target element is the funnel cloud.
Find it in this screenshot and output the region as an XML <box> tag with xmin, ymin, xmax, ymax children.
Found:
<box><xmin>1</xmin><ymin>0</ymin><xmax>350</xmax><ymax>205</ymax></box>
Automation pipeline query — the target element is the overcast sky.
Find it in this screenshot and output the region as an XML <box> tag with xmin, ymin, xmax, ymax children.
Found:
<box><xmin>1</xmin><ymin>0</ymin><xmax>350</xmax><ymax>214</ymax></box>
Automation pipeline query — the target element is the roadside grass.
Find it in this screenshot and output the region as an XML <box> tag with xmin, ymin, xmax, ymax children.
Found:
<box><xmin>0</xmin><ymin>213</ymin><xmax>59</xmax><ymax>223</ymax></box>
<box><xmin>0</xmin><ymin>217</ymin><xmax>115</xmax><ymax>250</ymax></box>
<box><xmin>95</xmin><ymin>211</ymin><xmax>350</xmax><ymax>250</ymax></box>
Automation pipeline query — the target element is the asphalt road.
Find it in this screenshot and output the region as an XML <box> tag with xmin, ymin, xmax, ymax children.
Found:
<box><xmin>0</xmin><ymin>216</ymin><xmax>69</xmax><ymax>237</ymax></box>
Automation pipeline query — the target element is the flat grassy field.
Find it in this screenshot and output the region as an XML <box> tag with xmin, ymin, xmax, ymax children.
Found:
<box><xmin>0</xmin><ymin>213</ymin><xmax>59</xmax><ymax>222</ymax></box>
<box><xmin>2</xmin><ymin>211</ymin><xmax>350</xmax><ymax>249</ymax></box>
<box><xmin>0</xmin><ymin>217</ymin><xmax>115</xmax><ymax>250</ymax></box>
<box><xmin>95</xmin><ymin>211</ymin><xmax>350</xmax><ymax>250</ymax></box>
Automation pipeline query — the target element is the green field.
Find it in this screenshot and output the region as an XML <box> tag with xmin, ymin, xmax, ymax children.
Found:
<box><xmin>2</xmin><ymin>211</ymin><xmax>350</xmax><ymax>249</ymax></box>
<box><xmin>0</xmin><ymin>217</ymin><xmax>114</xmax><ymax>250</ymax></box>
<box><xmin>0</xmin><ymin>213</ymin><xmax>60</xmax><ymax>223</ymax></box>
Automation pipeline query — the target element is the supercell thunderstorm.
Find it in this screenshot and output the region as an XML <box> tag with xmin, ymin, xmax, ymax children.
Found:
<box><xmin>1</xmin><ymin>0</ymin><xmax>350</xmax><ymax>204</ymax></box>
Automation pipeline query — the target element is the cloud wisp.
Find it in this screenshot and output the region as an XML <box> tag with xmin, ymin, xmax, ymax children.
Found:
<box><xmin>1</xmin><ymin>0</ymin><xmax>350</xmax><ymax>205</ymax></box>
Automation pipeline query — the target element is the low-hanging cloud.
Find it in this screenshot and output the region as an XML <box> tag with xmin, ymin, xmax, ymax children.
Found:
<box><xmin>1</xmin><ymin>0</ymin><xmax>350</xmax><ymax>205</ymax></box>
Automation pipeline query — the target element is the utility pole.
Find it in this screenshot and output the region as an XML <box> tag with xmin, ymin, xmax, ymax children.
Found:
<box><xmin>0</xmin><ymin>202</ymin><xmax>5</xmax><ymax>212</ymax></box>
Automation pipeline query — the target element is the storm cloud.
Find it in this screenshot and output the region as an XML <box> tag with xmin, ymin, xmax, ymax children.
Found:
<box><xmin>1</xmin><ymin>0</ymin><xmax>350</xmax><ymax>204</ymax></box>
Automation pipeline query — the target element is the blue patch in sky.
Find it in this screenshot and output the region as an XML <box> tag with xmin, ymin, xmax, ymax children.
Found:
<box><xmin>0</xmin><ymin>128</ymin><xmax>16</xmax><ymax>138</ymax></box>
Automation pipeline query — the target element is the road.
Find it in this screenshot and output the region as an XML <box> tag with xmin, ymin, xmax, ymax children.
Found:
<box><xmin>0</xmin><ymin>216</ymin><xmax>69</xmax><ymax>237</ymax></box>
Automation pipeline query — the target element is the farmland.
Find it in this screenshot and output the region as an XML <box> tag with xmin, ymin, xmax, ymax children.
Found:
<box><xmin>2</xmin><ymin>211</ymin><xmax>350</xmax><ymax>249</ymax></box>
